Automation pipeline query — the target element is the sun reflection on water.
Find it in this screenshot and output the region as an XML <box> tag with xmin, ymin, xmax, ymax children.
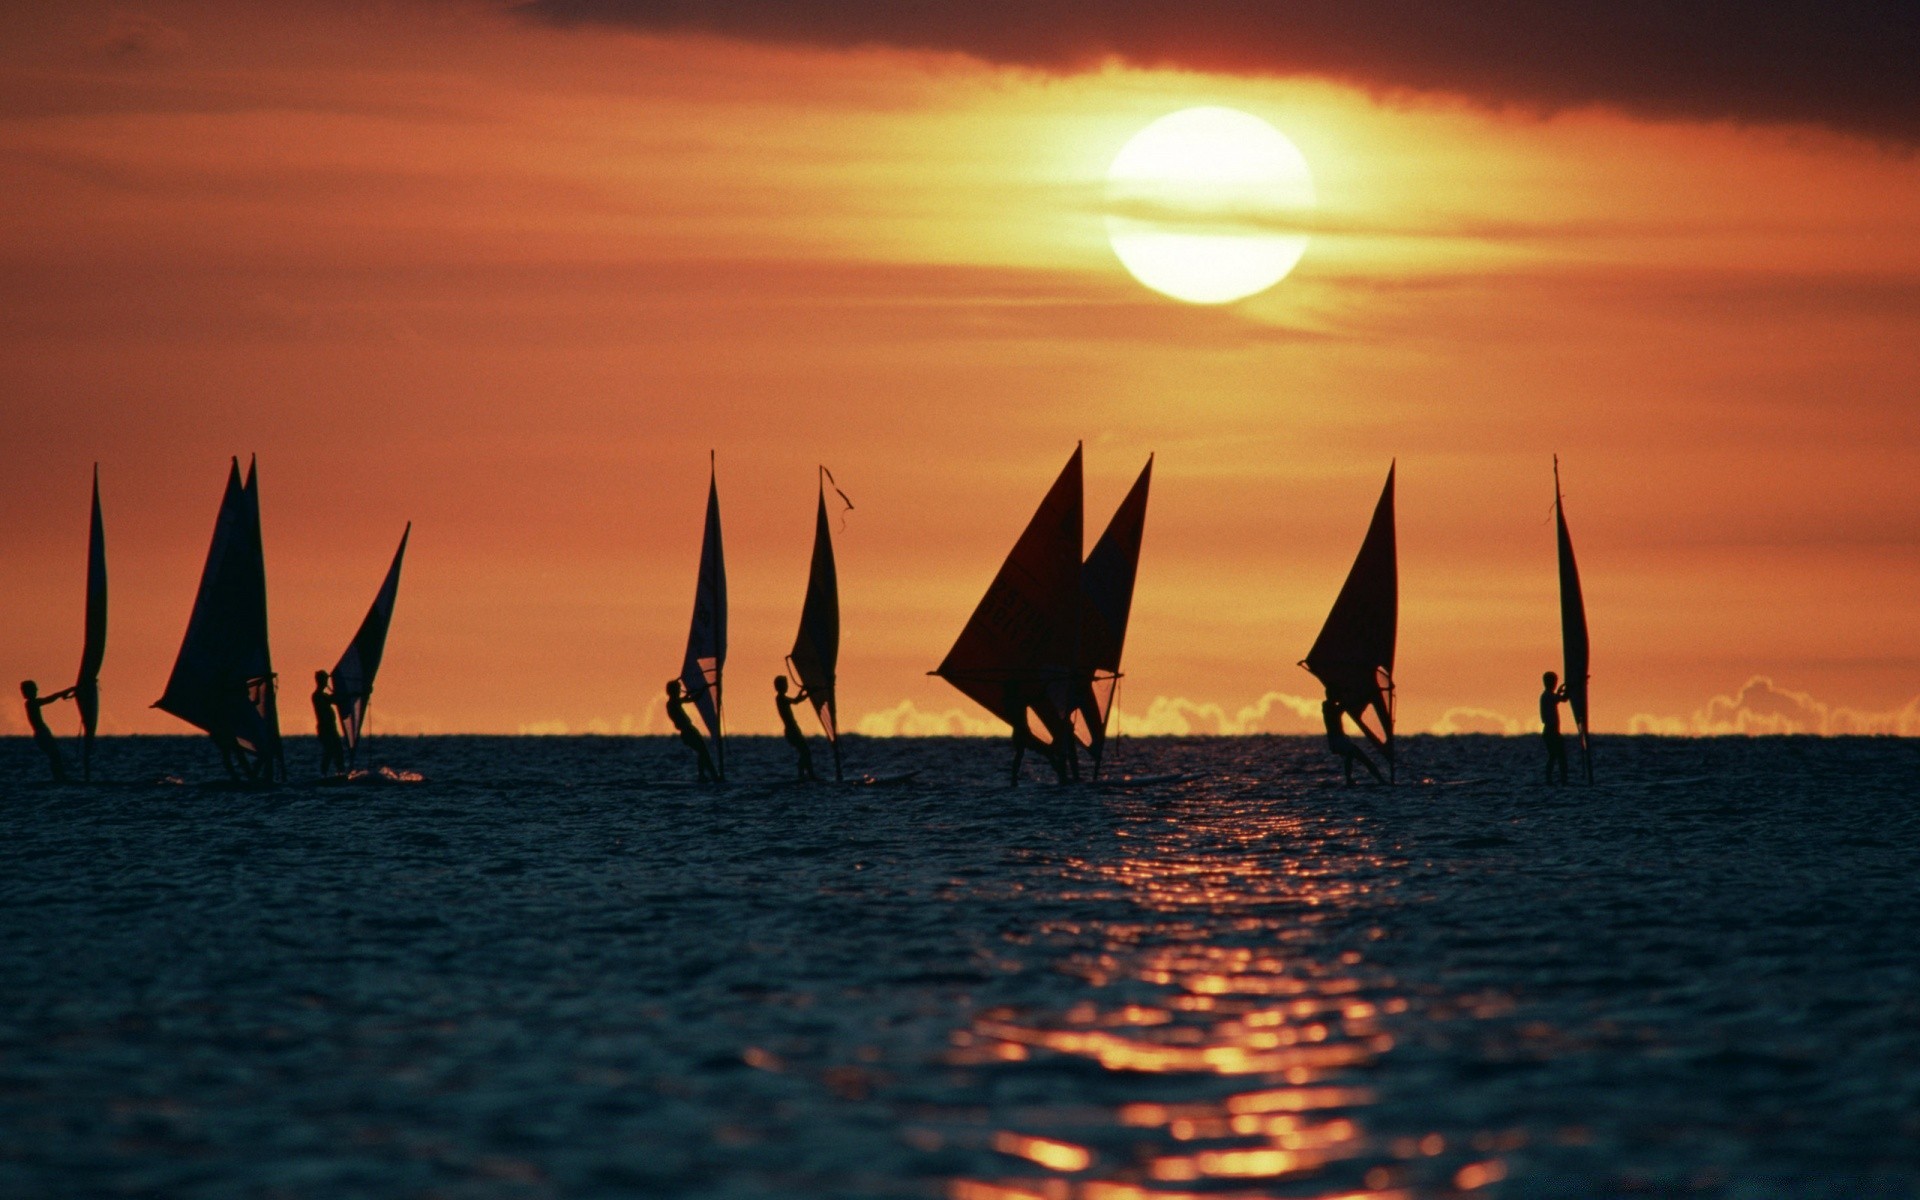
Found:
<box><xmin>942</xmin><ymin>795</ymin><xmax>1503</xmax><ymax>1199</ymax></box>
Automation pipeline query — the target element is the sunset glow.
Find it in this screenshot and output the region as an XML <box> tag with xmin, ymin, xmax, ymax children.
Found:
<box><xmin>1</xmin><ymin>4</ymin><xmax>1915</xmax><ymax>738</ymax></box>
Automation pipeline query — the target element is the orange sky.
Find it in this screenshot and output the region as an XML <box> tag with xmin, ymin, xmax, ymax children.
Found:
<box><xmin>3</xmin><ymin>3</ymin><xmax>1916</xmax><ymax>738</ymax></box>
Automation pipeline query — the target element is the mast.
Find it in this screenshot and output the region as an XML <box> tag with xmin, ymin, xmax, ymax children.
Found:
<box><xmin>155</xmin><ymin>456</ymin><xmax>282</xmax><ymax>781</ymax></box>
<box><xmin>680</xmin><ymin>453</ymin><xmax>728</xmax><ymax>781</ymax></box>
<box><xmin>1074</xmin><ymin>454</ymin><xmax>1152</xmax><ymax>778</ymax></box>
<box><xmin>75</xmin><ymin>464</ymin><xmax>106</xmax><ymax>781</ymax></box>
<box><xmin>934</xmin><ymin>446</ymin><xmax>1084</xmax><ymax>746</ymax></box>
<box><xmin>1555</xmin><ymin>456</ymin><xmax>1593</xmax><ymax>783</ymax></box>
<box><xmin>332</xmin><ymin>523</ymin><xmax>410</xmax><ymax>771</ymax></box>
<box><xmin>1301</xmin><ymin>462</ymin><xmax>1398</xmax><ymax>782</ymax></box>
<box><xmin>788</xmin><ymin>466</ymin><xmax>843</xmax><ymax>781</ymax></box>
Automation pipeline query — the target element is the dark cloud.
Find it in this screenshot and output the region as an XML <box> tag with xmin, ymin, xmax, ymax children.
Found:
<box><xmin>517</xmin><ymin>1</ymin><xmax>1919</xmax><ymax>143</ymax></box>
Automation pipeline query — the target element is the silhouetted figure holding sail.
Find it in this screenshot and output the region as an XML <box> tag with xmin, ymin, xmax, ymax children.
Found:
<box><xmin>774</xmin><ymin>676</ymin><xmax>818</xmax><ymax>782</ymax></box>
<box><xmin>1000</xmin><ymin>683</ymin><xmax>1067</xmax><ymax>786</ymax></box>
<box><xmin>21</xmin><ymin>681</ymin><xmax>74</xmax><ymax>782</ymax></box>
<box><xmin>1301</xmin><ymin>463</ymin><xmax>1398</xmax><ymax>783</ymax></box>
<box><xmin>1540</xmin><ymin>670</ymin><xmax>1570</xmax><ymax>785</ymax></box>
<box><xmin>1034</xmin><ymin>695</ymin><xmax>1080</xmax><ymax>782</ymax></box>
<box><xmin>1322</xmin><ymin>696</ymin><xmax>1385</xmax><ymax>785</ymax></box>
<box><xmin>313</xmin><ymin>670</ymin><xmax>347</xmax><ymax>777</ymax></box>
<box><xmin>666</xmin><ymin>679</ymin><xmax>717</xmax><ymax>783</ymax></box>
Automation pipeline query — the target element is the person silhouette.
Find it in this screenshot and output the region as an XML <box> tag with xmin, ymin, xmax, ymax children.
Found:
<box><xmin>1322</xmin><ymin>695</ymin><xmax>1385</xmax><ymax>785</ymax></box>
<box><xmin>313</xmin><ymin>669</ymin><xmax>346</xmax><ymax>777</ymax></box>
<box><xmin>666</xmin><ymin>679</ymin><xmax>717</xmax><ymax>782</ymax></box>
<box><xmin>20</xmin><ymin>680</ymin><xmax>75</xmax><ymax>783</ymax></box>
<box><xmin>1540</xmin><ymin>670</ymin><xmax>1570</xmax><ymax>785</ymax></box>
<box><xmin>773</xmin><ymin>676</ymin><xmax>818</xmax><ymax>782</ymax></box>
<box><xmin>1033</xmin><ymin>695</ymin><xmax>1080</xmax><ymax>783</ymax></box>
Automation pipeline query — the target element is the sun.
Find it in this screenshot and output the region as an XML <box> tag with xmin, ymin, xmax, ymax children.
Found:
<box><xmin>1106</xmin><ymin>107</ymin><xmax>1315</xmax><ymax>305</ymax></box>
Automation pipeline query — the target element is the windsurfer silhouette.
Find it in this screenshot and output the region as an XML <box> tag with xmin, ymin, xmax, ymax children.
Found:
<box><xmin>1002</xmin><ymin>682</ymin><xmax>1069</xmax><ymax>786</ymax></box>
<box><xmin>20</xmin><ymin>680</ymin><xmax>75</xmax><ymax>782</ymax></box>
<box><xmin>1322</xmin><ymin>695</ymin><xmax>1385</xmax><ymax>785</ymax></box>
<box><xmin>666</xmin><ymin>679</ymin><xmax>718</xmax><ymax>782</ymax></box>
<box><xmin>1540</xmin><ymin>670</ymin><xmax>1570</xmax><ymax>785</ymax></box>
<box><xmin>773</xmin><ymin>675</ymin><xmax>817</xmax><ymax>782</ymax></box>
<box><xmin>313</xmin><ymin>669</ymin><xmax>346</xmax><ymax>777</ymax></box>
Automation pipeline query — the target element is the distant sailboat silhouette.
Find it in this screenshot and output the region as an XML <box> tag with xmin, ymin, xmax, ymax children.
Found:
<box><xmin>1302</xmin><ymin>463</ymin><xmax>1397</xmax><ymax>782</ymax></box>
<box><xmin>680</xmin><ymin>454</ymin><xmax>728</xmax><ymax>781</ymax></box>
<box><xmin>935</xmin><ymin>446</ymin><xmax>1084</xmax><ymax>763</ymax></box>
<box><xmin>1555</xmin><ymin>457</ymin><xmax>1593</xmax><ymax>783</ymax></box>
<box><xmin>74</xmin><ymin>465</ymin><xmax>106</xmax><ymax>781</ymax></box>
<box><xmin>787</xmin><ymin>467</ymin><xmax>845</xmax><ymax>781</ymax></box>
<box><xmin>1071</xmin><ymin>455</ymin><xmax>1152</xmax><ymax>778</ymax></box>
<box><xmin>331</xmin><ymin>524</ymin><xmax>410</xmax><ymax>772</ymax></box>
<box><xmin>155</xmin><ymin>457</ymin><xmax>284</xmax><ymax>782</ymax></box>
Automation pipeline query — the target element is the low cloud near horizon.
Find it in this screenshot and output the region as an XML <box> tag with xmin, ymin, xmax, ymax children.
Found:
<box><xmin>521</xmin><ymin>0</ymin><xmax>1919</xmax><ymax>144</ymax></box>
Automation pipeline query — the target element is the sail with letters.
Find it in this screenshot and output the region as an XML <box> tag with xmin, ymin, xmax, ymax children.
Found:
<box><xmin>1072</xmin><ymin>454</ymin><xmax>1152</xmax><ymax>776</ymax></box>
<box><xmin>935</xmin><ymin>446</ymin><xmax>1083</xmax><ymax>739</ymax></box>
<box><xmin>331</xmin><ymin>523</ymin><xmax>410</xmax><ymax>771</ymax></box>
<box><xmin>680</xmin><ymin>455</ymin><xmax>728</xmax><ymax>779</ymax></box>
<box><xmin>1555</xmin><ymin>456</ymin><xmax>1593</xmax><ymax>782</ymax></box>
<box><xmin>787</xmin><ymin>468</ymin><xmax>844</xmax><ymax>780</ymax></box>
<box><xmin>155</xmin><ymin>457</ymin><xmax>283</xmax><ymax>781</ymax></box>
<box><xmin>1301</xmin><ymin>462</ymin><xmax>1397</xmax><ymax>778</ymax></box>
<box><xmin>74</xmin><ymin>465</ymin><xmax>106</xmax><ymax>781</ymax></box>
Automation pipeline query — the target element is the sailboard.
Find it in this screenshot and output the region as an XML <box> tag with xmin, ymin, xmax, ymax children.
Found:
<box><xmin>786</xmin><ymin>467</ymin><xmax>844</xmax><ymax>781</ymax></box>
<box><xmin>1555</xmin><ymin>457</ymin><xmax>1593</xmax><ymax>783</ymax></box>
<box><xmin>1301</xmin><ymin>462</ymin><xmax>1398</xmax><ymax>781</ymax></box>
<box><xmin>331</xmin><ymin>523</ymin><xmax>410</xmax><ymax>771</ymax></box>
<box><xmin>680</xmin><ymin>454</ymin><xmax>728</xmax><ymax>780</ymax></box>
<box><xmin>934</xmin><ymin>446</ymin><xmax>1084</xmax><ymax>745</ymax></box>
<box><xmin>1072</xmin><ymin>454</ymin><xmax>1152</xmax><ymax>777</ymax></box>
<box><xmin>155</xmin><ymin>457</ymin><xmax>284</xmax><ymax>782</ymax></box>
<box><xmin>74</xmin><ymin>465</ymin><xmax>106</xmax><ymax>781</ymax></box>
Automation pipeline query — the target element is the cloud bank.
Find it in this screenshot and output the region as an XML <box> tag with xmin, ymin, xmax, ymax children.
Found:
<box><xmin>520</xmin><ymin>1</ymin><xmax>1920</xmax><ymax>143</ymax></box>
<box><xmin>1630</xmin><ymin>675</ymin><xmax>1920</xmax><ymax>736</ymax></box>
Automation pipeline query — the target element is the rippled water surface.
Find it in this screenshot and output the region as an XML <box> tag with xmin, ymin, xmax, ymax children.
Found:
<box><xmin>4</xmin><ymin>734</ymin><xmax>1919</xmax><ymax>1198</ymax></box>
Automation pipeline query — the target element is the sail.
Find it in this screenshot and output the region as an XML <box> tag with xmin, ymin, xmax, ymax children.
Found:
<box><xmin>332</xmin><ymin>523</ymin><xmax>410</xmax><ymax>766</ymax></box>
<box><xmin>74</xmin><ymin>465</ymin><xmax>106</xmax><ymax>766</ymax></box>
<box><xmin>155</xmin><ymin>457</ymin><xmax>282</xmax><ymax>778</ymax></box>
<box><xmin>679</xmin><ymin>459</ymin><xmax>727</xmax><ymax>775</ymax></box>
<box><xmin>1303</xmin><ymin>463</ymin><xmax>1398</xmax><ymax>760</ymax></box>
<box><xmin>1071</xmin><ymin>455</ymin><xmax>1152</xmax><ymax>767</ymax></box>
<box><xmin>788</xmin><ymin>478</ymin><xmax>840</xmax><ymax>757</ymax></box>
<box><xmin>1555</xmin><ymin>457</ymin><xmax>1592</xmax><ymax>781</ymax></box>
<box><xmin>935</xmin><ymin>446</ymin><xmax>1083</xmax><ymax>735</ymax></box>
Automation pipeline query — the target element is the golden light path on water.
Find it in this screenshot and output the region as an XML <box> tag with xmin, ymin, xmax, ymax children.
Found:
<box><xmin>940</xmin><ymin>789</ymin><xmax>1515</xmax><ymax>1199</ymax></box>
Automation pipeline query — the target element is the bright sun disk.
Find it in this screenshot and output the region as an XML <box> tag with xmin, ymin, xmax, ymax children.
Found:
<box><xmin>1106</xmin><ymin>107</ymin><xmax>1315</xmax><ymax>305</ymax></box>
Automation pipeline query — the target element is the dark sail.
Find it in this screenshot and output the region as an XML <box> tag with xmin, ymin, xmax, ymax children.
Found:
<box><xmin>332</xmin><ymin>523</ymin><xmax>410</xmax><ymax>768</ymax></box>
<box><xmin>1072</xmin><ymin>454</ymin><xmax>1152</xmax><ymax>772</ymax></box>
<box><xmin>1303</xmin><ymin>463</ymin><xmax>1397</xmax><ymax>765</ymax></box>
<box><xmin>74</xmin><ymin>465</ymin><xmax>106</xmax><ymax>779</ymax></box>
<box><xmin>679</xmin><ymin>457</ymin><xmax>728</xmax><ymax>778</ymax></box>
<box><xmin>155</xmin><ymin>457</ymin><xmax>283</xmax><ymax>779</ymax></box>
<box><xmin>935</xmin><ymin>447</ymin><xmax>1083</xmax><ymax>737</ymax></box>
<box><xmin>1555</xmin><ymin>457</ymin><xmax>1592</xmax><ymax>782</ymax></box>
<box><xmin>788</xmin><ymin>473</ymin><xmax>841</xmax><ymax>778</ymax></box>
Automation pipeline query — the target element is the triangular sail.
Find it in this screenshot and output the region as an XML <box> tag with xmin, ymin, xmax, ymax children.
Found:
<box><xmin>1302</xmin><ymin>463</ymin><xmax>1398</xmax><ymax>768</ymax></box>
<box><xmin>787</xmin><ymin>472</ymin><xmax>841</xmax><ymax>779</ymax></box>
<box><xmin>1555</xmin><ymin>457</ymin><xmax>1592</xmax><ymax>783</ymax></box>
<box><xmin>75</xmin><ymin>465</ymin><xmax>106</xmax><ymax>779</ymax></box>
<box><xmin>1072</xmin><ymin>454</ymin><xmax>1152</xmax><ymax>772</ymax></box>
<box><xmin>935</xmin><ymin>446</ymin><xmax>1083</xmax><ymax>737</ymax></box>
<box><xmin>332</xmin><ymin>523</ymin><xmax>410</xmax><ymax>768</ymax></box>
<box><xmin>679</xmin><ymin>457</ymin><xmax>728</xmax><ymax>778</ymax></box>
<box><xmin>155</xmin><ymin>456</ymin><xmax>282</xmax><ymax>779</ymax></box>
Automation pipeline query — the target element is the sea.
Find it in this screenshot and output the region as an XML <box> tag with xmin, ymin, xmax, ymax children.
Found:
<box><xmin>3</xmin><ymin>734</ymin><xmax>1917</xmax><ymax>1199</ymax></box>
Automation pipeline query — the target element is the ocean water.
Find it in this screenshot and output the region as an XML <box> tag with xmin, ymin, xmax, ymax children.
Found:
<box><xmin>2</xmin><ymin>734</ymin><xmax>1918</xmax><ymax>1199</ymax></box>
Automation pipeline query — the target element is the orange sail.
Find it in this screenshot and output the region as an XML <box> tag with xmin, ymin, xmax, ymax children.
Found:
<box><xmin>1072</xmin><ymin>454</ymin><xmax>1152</xmax><ymax>771</ymax></box>
<box><xmin>1302</xmin><ymin>463</ymin><xmax>1397</xmax><ymax>767</ymax></box>
<box><xmin>934</xmin><ymin>447</ymin><xmax>1083</xmax><ymax>733</ymax></box>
